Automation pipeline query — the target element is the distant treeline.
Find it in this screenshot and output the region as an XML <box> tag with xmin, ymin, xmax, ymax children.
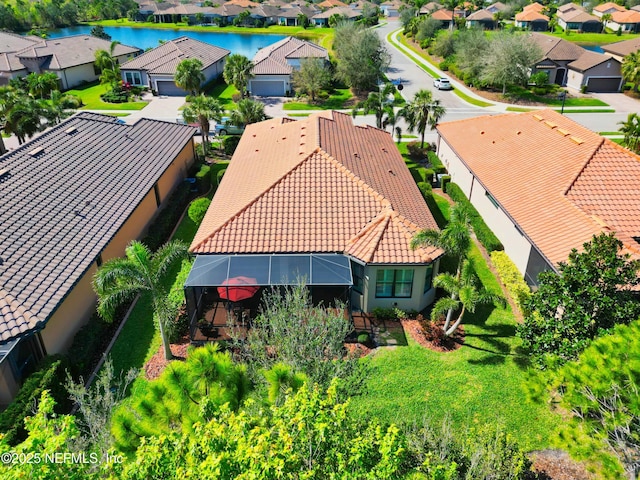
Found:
<box><xmin>0</xmin><ymin>0</ymin><xmax>137</xmax><ymax>32</ymax></box>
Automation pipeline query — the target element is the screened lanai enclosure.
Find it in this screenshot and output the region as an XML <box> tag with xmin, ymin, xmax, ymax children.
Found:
<box><xmin>184</xmin><ymin>253</ymin><xmax>355</xmax><ymax>343</ymax></box>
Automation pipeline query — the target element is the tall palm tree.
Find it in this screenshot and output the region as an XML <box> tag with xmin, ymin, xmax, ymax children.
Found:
<box><xmin>46</xmin><ymin>90</ymin><xmax>82</xmax><ymax>125</ymax></box>
<box><xmin>401</xmin><ymin>89</ymin><xmax>447</xmax><ymax>148</ymax></box>
<box><xmin>95</xmin><ymin>41</ymin><xmax>121</xmax><ymax>90</ymax></box>
<box><xmin>443</xmin><ymin>0</ymin><xmax>459</xmax><ymax>31</ymax></box>
<box><xmin>229</xmin><ymin>98</ymin><xmax>268</xmax><ymax>127</ymax></box>
<box><xmin>4</xmin><ymin>96</ymin><xmax>49</xmax><ymax>144</ymax></box>
<box><xmin>431</xmin><ymin>259</ymin><xmax>505</xmax><ymax>336</ymax></box>
<box><xmin>182</xmin><ymin>94</ymin><xmax>223</xmax><ymax>147</ymax></box>
<box><xmin>622</xmin><ymin>51</ymin><xmax>640</xmax><ymax>93</ymax></box>
<box><xmin>93</xmin><ymin>240</ymin><xmax>189</xmax><ymax>360</ymax></box>
<box><xmin>618</xmin><ymin>113</ymin><xmax>640</xmax><ymax>153</ymax></box>
<box><xmin>223</xmin><ymin>54</ymin><xmax>254</xmax><ymax>97</ymax></box>
<box><xmin>352</xmin><ymin>83</ymin><xmax>395</xmax><ymax>129</ymax></box>
<box><xmin>175</xmin><ymin>58</ymin><xmax>205</xmax><ymax>96</ymax></box>
<box><xmin>411</xmin><ymin>203</ymin><xmax>473</xmax><ymax>328</ymax></box>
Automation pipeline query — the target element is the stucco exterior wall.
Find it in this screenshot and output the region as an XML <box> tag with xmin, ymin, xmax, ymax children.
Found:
<box><xmin>567</xmin><ymin>68</ymin><xmax>584</xmax><ymax>90</ymax></box>
<box><xmin>202</xmin><ymin>58</ymin><xmax>226</xmax><ymax>82</ymax></box>
<box><xmin>58</xmin><ymin>63</ymin><xmax>98</xmax><ymax>90</ymax></box>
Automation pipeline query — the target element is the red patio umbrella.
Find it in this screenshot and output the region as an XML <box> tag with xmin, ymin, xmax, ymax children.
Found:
<box><xmin>217</xmin><ymin>276</ymin><xmax>260</xmax><ymax>302</ymax></box>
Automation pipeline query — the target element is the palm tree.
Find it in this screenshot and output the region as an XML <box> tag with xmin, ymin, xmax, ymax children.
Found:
<box><xmin>411</xmin><ymin>203</ymin><xmax>473</xmax><ymax>328</ymax></box>
<box><xmin>622</xmin><ymin>51</ymin><xmax>640</xmax><ymax>93</ymax></box>
<box><xmin>352</xmin><ymin>83</ymin><xmax>395</xmax><ymax>129</ymax></box>
<box><xmin>618</xmin><ymin>113</ymin><xmax>640</xmax><ymax>153</ymax></box>
<box><xmin>430</xmin><ymin>259</ymin><xmax>505</xmax><ymax>336</ymax></box>
<box><xmin>93</xmin><ymin>240</ymin><xmax>189</xmax><ymax>360</ymax></box>
<box><xmin>46</xmin><ymin>91</ymin><xmax>82</xmax><ymax>125</ymax></box>
<box><xmin>182</xmin><ymin>94</ymin><xmax>223</xmax><ymax>148</ymax></box>
<box><xmin>601</xmin><ymin>13</ymin><xmax>612</xmax><ymax>29</ymax></box>
<box><xmin>4</xmin><ymin>96</ymin><xmax>49</xmax><ymax>144</ymax></box>
<box><xmin>223</xmin><ymin>54</ymin><xmax>254</xmax><ymax>97</ymax></box>
<box><xmin>401</xmin><ymin>89</ymin><xmax>447</xmax><ymax>148</ymax></box>
<box><xmin>0</xmin><ymin>87</ymin><xmax>17</xmax><ymax>154</ymax></box>
<box><xmin>175</xmin><ymin>58</ymin><xmax>205</xmax><ymax>96</ymax></box>
<box><xmin>382</xmin><ymin>103</ymin><xmax>398</xmax><ymax>134</ymax></box>
<box><xmin>443</xmin><ymin>0</ymin><xmax>458</xmax><ymax>31</ymax></box>
<box><xmin>95</xmin><ymin>41</ymin><xmax>121</xmax><ymax>90</ymax></box>
<box><xmin>25</xmin><ymin>72</ymin><xmax>60</xmax><ymax>99</ymax></box>
<box><xmin>229</xmin><ymin>98</ymin><xmax>268</xmax><ymax>127</ymax></box>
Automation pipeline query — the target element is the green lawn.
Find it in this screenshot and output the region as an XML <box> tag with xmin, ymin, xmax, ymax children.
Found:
<box><xmin>350</xmin><ymin>194</ymin><xmax>562</xmax><ymax>451</ymax></box>
<box><xmin>283</xmin><ymin>88</ymin><xmax>353</xmax><ymax>110</ymax></box>
<box><xmin>66</xmin><ymin>82</ymin><xmax>149</xmax><ymax>110</ymax></box>
<box><xmin>206</xmin><ymin>82</ymin><xmax>239</xmax><ymax>110</ymax></box>
<box><xmin>543</xmin><ymin>30</ymin><xmax>640</xmax><ymax>45</ymax></box>
<box><xmin>506</xmin><ymin>86</ymin><xmax>609</xmax><ymax>106</ymax></box>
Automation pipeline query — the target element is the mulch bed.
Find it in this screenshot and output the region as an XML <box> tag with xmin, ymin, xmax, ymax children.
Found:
<box><xmin>530</xmin><ymin>450</ymin><xmax>595</xmax><ymax>480</ymax></box>
<box><xmin>400</xmin><ymin>318</ymin><xmax>464</xmax><ymax>352</ymax></box>
<box><xmin>345</xmin><ymin>342</ymin><xmax>373</xmax><ymax>358</ymax></box>
<box><xmin>144</xmin><ymin>334</ymin><xmax>191</xmax><ymax>380</ymax></box>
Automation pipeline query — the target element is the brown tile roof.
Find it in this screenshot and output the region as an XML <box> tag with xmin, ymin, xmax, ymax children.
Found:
<box><xmin>313</xmin><ymin>6</ymin><xmax>361</xmax><ymax>18</ymax></box>
<box><xmin>611</xmin><ymin>10</ymin><xmax>640</xmax><ymax>23</ymax></box>
<box><xmin>420</xmin><ymin>2</ymin><xmax>441</xmax><ymax>13</ymax></box>
<box><xmin>558</xmin><ymin>10</ymin><xmax>600</xmax><ymax>23</ymax></box>
<box><xmin>191</xmin><ymin>112</ymin><xmax>442</xmax><ymax>265</ymax></box>
<box><xmin>15</xmin><ymin>35</ymin><xmax>139</xmax><ymax>70</ymax></box>
<box><xmin>602</xmin><ymin>37</ymin><xmax>640</xmax><ymax>57</ymax></box>
<box><xmin>557</xmin><ymin>3</ymin><xmax>584</xmax><ymax>14</ymax></box>
<box><xmin>431</xmin><ymin>9</ymin><xmax>454</xmax><ymax>20</ymax></box>
<box><xmin>436</xmin><ymin>109</ymin><xmax>640</xmax><ymax>269</ymax></box>
<box><xmin>528</xmin><ymin>32</ymin><xmax>585</xmax><ymax>61</ymax></box>
<box><xmin>0</xmin><ymin>113</ymin><xmax>196</xmax><ymax>345</ymax></box>
<box><xmin>224</xmin><ymin>0</ymin><xmax>259</xmax><ymax>6</ymax></box>
<box><xmin>515</xmin><ymin>10</ymin><xmax>549</xmax><ymax>21</ymax></box>
<box><xmin>121</xmin><ymin>36</ymin><xmax>229</xmax><ymax>75</ymax></box>
<box><xmin>568</xmin><ymin>50</ymin><xmax>617</xmax><ymax>71</ymax></box>
<box><xmin>252</xmin><ymin>36</ymin><xmax>327</xmax><ymax>75</ymax></box>
<box><xmin>467</xmin><ymin>9</ymin><xmax>494</xmax><ymax>21</ymax></box>
<box><xmin>593</xmin><ymin>2</ymin><xmax>626</xmax><ymax>13</ymax></box>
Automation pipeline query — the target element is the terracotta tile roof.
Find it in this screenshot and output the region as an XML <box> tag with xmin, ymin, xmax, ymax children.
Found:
<box><xmin>420</xmin><ymin>2</ymin><xmax>441</xmax><ymax>13</ymax></box>
<box><xmin>568</xmin><ymin>50</ymin><xmax>617</xmax><ymax>71</ymax></box>
<box><xmin>611</xmin><ymin>10</ymin><xmax>640</xmax><ymax>23</ymax></box>
<box><xmin>431</xmin><ymin>9</ymin><xmax>454</xmax><ymax>20</ymax></box>
<box><xmin>593</xmin><ymin>2</ymin><xmax>626</xmax><ymax>13</ymax></box>
<box><xmin>486</xmin><ymin>2</ymin><xmax>508</xmax><ymax>12</ymax></box>
<box><xmin>515</xmin><ymin>10</ymin><xmax>549</xmax><ymax>21</ymax></box>
<box><xmin>121</xmin><ymin>36</ymin><xmax>229</xmax><ymax>75</ymax></box>
<box><xmin>318</xmin><ymin>0</ymin><xmax>347</xmax><ymax>8</ymax></box>
<box><xmin>252</xmin><ymin>36</ymin><xmax>327</xmax><ymax>75</ymax></box>
<box><xmin>191</xmin><ymin>112</ymin><xmax>441</xmax><ymax>265</ymax></box>
<box><xmin>0</xmin><ymin>113</ymin><xmax>196</xmax><ymax>345</ymax></box>
<box><xmin>437</xmin><ymin>109</ymin><xmax>640</xmax><ymax>268</ymax></box>
<box><xmin>523</xmin><ymin>2</ymin><xmax>544</xmax><ymax>13</ymax></box>
<box><xmin>602</xmin><ymin>37</ymin><xmax>640</xmax><ymax>57</ymax></box>
<box><xmin>224</xmin><ymin>0</ymin><xmax>259</xmax><ymax>7</ymax></box>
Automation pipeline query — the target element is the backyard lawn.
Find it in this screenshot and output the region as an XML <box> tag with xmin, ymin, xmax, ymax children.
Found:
<box><xmin>543</xmin><ymin>30</ymin><xmax>640</xmax><ymax>45</ymax></box>
<box><xmin>206</xmin><ymin>82</ymin><xmax>239</xmax><ymax>110</ymax></box>
<box><xmin>66</xmin><ymin>82</ymin><xmax>149</xmax><ymax>110</ymax></box>
<box><xmin>350</xmin><ymin>195</ymin><xmax>562</xmax><ymax>451</ymax></box>
<box><xmin>283</xmin><ymin>88</ymin><xmax>354</xmax><ymax>111</ymax></box>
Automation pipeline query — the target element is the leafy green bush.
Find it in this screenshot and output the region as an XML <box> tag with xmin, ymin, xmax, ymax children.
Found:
<box><xmin>417</xmin><ymin>181</ymin><xmax>432</xmax><ymax>200</ymax></box>
<box><xmin>66</xmin><ymin>311</ymin><xmax>112</xmax><ymax>378</ymax></box>
<box><xmin>423</xmin><ymin>168</ymin><xmax>435</xmax><ymax>183</ymax></box>
<box><xmin>407</xmin><ymin>141</ymin><xmax>431</xmax><ymax>159</ymax></box>
<box><xmin>141</xmin><ymin>183</ymin><xmax>193</xmax><ymax>251</ymax></box>
<box><xmin>446</xmin><ymin>182</ymin><xmax>503</xmax><ymax>252</ymax></box>
<box><xmin>194</xmin><ymin>163</ymin><xmax>211</xmax><ymax>193</ymax></box>
<box><xmin>427</xmin><ymin>151</ymin><xmax>446</xmax><ymax>173</ymax></box>
<box><xmin>357</xmin><ymin>332</ymin><xmax>370</xmax><ymax>344</ymax></box>
<box><xmin>188</xmin><ymin>197</ymin><xmax>211</xmax><ymax>226</ymax></box>
<box><xmin>223</xmin><ymin>135</ymin><xmax>241</xmax><ymax>156</ymax></box>
<box><xmin>440</xmin><ymin>174</ymin><xmax>451</xmax><ymax>191</ymax></box>
<box><xmin>100</xmin><ymin>87</ymin><xmax>131</xmax><ymax>103</ymax></box>
<box><xmin>0</xmin><ymin>356</ymin><xmax>71</xmax><ymax>445</ymax></box>
<box><xmin>372</xmin><ymin>307</ymin><xmax>397</xmax><ymax>320</ymax></box>
<box><xmin>490</xmin><ymin>251</ymin><xmax>530</xmax><ymax>316</ymax></box>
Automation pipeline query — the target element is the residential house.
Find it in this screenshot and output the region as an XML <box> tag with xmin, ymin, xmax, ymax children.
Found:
<box><xmin>436</xmin><ymin>109</ymin><xmax>640</xmax><ymax>285</ymax></box>
<box><xmin>633</xmin><ymin>5</ymin><xmax>640</xmax><ymax>12</ymax></box>
<box><xmin>249</xmin><ymin>36</ymin><xmax>328</xmax><ymax>96</ymax></box>
<box><xmin>602</xmin><ymin>37</ymin><xmax>640</xmax><ymax>62</ymax></box>
<box><xmin>515</xmin><ymin>10</ymin><xmax>549</xmax><ymax>31</ymax></box>
<box><xmin>276</xmin><ymin>5</ymin><xmax>318</xmax><ymax>26</ymax></box>
<box><xmin>0</xmin><ymin>34</ymin><xmax>140</xmax><ymax>89</ymax></box>
<box><xmin>529</xmin><ymin>33</ymin><xmax>623</xmax><ymax>91</ymax></box>
<box><xmin>592</xmin><ymin>1</ymin><xmax>626</xmax><ymax>18</ymax></box>
<box><xmin>224</xmin><ymin>0</ymin><xmax>260</xmax><ymax>7</ymax></box>
<box><xmin>312</xmin><ymin>6</ymin><xmax>362</xmax><ymax>25</ymax></box>
<box><xmin>0</xmin><ymin>113</ymin><xmax>197</xmax><ymax>407</ymax></box>
<box><xmin>485</xmin><ymin>2</ymin><xmax>508</xmax><ymax>15</ymax></box>
<box><xmin>557</xmin><ymin>10</ymin><xmax>602</xmax><ymax>33</ymax></box>
<box><xmin>419</xmin><ymin>2</ymin><xmax>441</xmax><ymax>15</ymax></box>
<box><xmin>184</xmin><ymin>111</ymin><xmax>443</xmax><ymax>336</ymax></box>
<box><xmin>430</xmin><ymin>9</ymin><xmax>455</xmax><ymax>29</ymax></box>
<box><xmin>466</xmin><ymin>9</ymin><xmax>496</xmax><ymax>29</ymax></box>
<box><xmin>317</xmin><ymin>0</ymin><xmax>347</xmax><ymax>8</ymax></box>
<box><xmin>607</xmin><ymin>10</ymin><xmax>640</xmax><ymax>33</ymax></box>
<box><xmin>120</xmin><ymin>37</ymin><xmax>229</xmax><ymax>95</ymax></box>
<box><xmin>380</xmin><ymin>0</ymin><xmax>403</xmax><ymax>17</ymax></box>
<box><xmin>557</xmin><ymin>3</ymin><xmax>584</xmax><ymax>15</ymax></box>
<box><xmin>522</xmin><ymin>2</ymin><xmax>544</xmax><ymax>14</ymax></box>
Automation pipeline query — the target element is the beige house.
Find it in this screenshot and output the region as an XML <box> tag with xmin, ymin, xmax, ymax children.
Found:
<box><xmin>0</xmin><ymin>33</ymin><xmax>140</xmax><ymax>89</ymax></box>
<box><xmin>185</xmin><ymin>112</ymin><xmax>443</xmax><ymax>332</ymax></box>
<box><xmin>436</xmin><ymin>109</ymin><xmax>640</xmax><ymax>286</ymax></box>
<box><xmin>0</xmin><ymin>113</ymin><xmax>197</xmax><ymax>407</ymax></box>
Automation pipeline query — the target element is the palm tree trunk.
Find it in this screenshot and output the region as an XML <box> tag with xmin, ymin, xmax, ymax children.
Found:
<box><xmin>445</xmin><ymin>307</ymin><xmax>465</xmax><ymax>336</ymax></box>
<box><xmin>442</xmin><ymin>293</ymin><xmax>456</xmax><ymax>332</ymax></box>
<box><xmin>0</xmin><ymin>133</ymin><xmax>6</xmax><ymax>155</ymax></box>
<box><xmin>159</xmin><ymin>317</ymin><xmax>173</xmax><ymax>360</ymax></box>
<box><xmin>421</xmin><ymin>130</ymin><xmax>425</xmax><ymax>148</ymax></box>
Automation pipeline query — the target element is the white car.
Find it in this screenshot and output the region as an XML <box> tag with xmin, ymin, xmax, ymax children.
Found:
<box><xmin>433</xmin><ymin>77</ymin><xmax>453</xmax><ymax>90</ymax></box>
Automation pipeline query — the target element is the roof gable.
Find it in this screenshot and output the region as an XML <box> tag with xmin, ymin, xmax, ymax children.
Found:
<box><xmin>252</xmin><ymin>36</ymin><xmax>327</xmax><ymax>75</ymax></box>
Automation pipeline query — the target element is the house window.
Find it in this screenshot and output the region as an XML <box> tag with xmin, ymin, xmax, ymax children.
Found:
<box><xmin>485</xmin><ymin>191</ymin><xmax>499</xmax><ymax>209</ymax></box>
<box><xmin>375</xmin><ymin>269</ymin><xmax>414</xmax><ymax>298</ymax></box>
<box><xmin>124</xmin><ymin>71</ymin><xmax>142</xmax><ymax>85</ymax></box>
<box><xmin>423</xmin><ymin>264</ymin><xmax>434</xmax><ymax>294</ymax></box>
<box><xmin>351</xmin><ymin>261</ymin><xmax>364</xmax><ymax>293</ymax></box>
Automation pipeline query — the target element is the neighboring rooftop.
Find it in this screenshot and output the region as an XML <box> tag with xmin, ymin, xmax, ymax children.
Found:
<box><xmin>558</xmin><ymin>10</ymin><xmax>600</xmax><ymax>23</ymax></box>
<box><xmin>252</xmin><ymin>36</ymin><xmax>327</xmax><ymax>75</ymax></box>
<box><xmin>515</xmin><ymin>10</ymin><xmax>549</xmax><ymax>21</ymax></box>
<box><xmin>593</xmin><ymin>1</ymin><xmax>626</xmax><ymax>13</ymax></box>
<box><xmin>568</xmin><ymin>49</ymin><xmax>617</xmax><ymax>72</ymax></box>
<box><xmin>191</xmin><ymin>111</ymin><xmax>442</xmax><ymax>265</ymax></box>
<box><xmin>0</xmin><ymin>113</ymin><xmax>196</xmax><ymax>344</ymax></box>
<box><xmin>437</xmin><ymin>109</ymin><xmax>640</xmax><ymax>269</ymax></box>
<box><xmin>522</xmin><ymin>1</ymin><xmax>544</xmax><ymax>13</ymax></box>
<box><xmin>528</xmin><ymin>32</ymin><xmax>586</xmax><ymax>61</ymax></box>
<box><xmin>602</xmin><ymin>37</ymin><xmax>640</xmax><ymax>57</ymax></box>
<box><xmin>0</xmin><ymin>31</ymin><xmax>42</xmax><ymax>54</ymax></box>
<box><xmin>466</xmin><ymin>9</ymin><xmax>494</xmax><ymax>21</ymax></box>
<box><xmin>610</xmin><ymin>9</ymin><xmax>640</xmax><ymax>23</ymax></box>
<box><xmin>121</xmin><ymin>36</ymin><xmax>229</xmax><ymax>75</ymax></box>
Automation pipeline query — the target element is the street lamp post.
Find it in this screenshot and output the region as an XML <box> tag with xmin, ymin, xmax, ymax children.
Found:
<box><xmin>558</xmin><ymin>90</ymin><xmax>567</xmax><ymax>115</ymax></box>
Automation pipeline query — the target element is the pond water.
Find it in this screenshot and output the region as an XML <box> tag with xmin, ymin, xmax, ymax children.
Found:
<box><xmin>47</xmin><ymin>26</ymin><xmax>285</xmax><ymax>58</ymax></box>
<box><xmin>581</xmin><ymin>44</ymin><xmax>605</xmax><ymax>53</ymax></box>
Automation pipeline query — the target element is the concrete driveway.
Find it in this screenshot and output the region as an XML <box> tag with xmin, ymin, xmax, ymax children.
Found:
<box><xmin>590</xmin><ymin>92</ymin><xmax>640</xmax><ymax>114</ymax></box>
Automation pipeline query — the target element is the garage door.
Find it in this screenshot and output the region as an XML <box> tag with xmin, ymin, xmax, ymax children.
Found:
<box><xmin>251</xmin><ymin>80</ymin><xmax>285</xmax><ymax>97</ymax></box>
<box><xmin>156</xmin><ymin>81</ymin><xmax>186</xmax><ymax>96</ymax></box>
<box><xmin>586</xmin><ymin>77</ymin><xmax>621</xmax><ymax>93</ymax></box>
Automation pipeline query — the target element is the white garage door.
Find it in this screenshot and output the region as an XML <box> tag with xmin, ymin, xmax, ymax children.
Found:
<box><xmin>251</xmin><ymin>80</ymin><xmax>285</xmax><ymax>97</ymax></box>
<box><xmin>157</xmin><ymin>81</ymin><xmax>186</xmax><ymax>96</ymax></box>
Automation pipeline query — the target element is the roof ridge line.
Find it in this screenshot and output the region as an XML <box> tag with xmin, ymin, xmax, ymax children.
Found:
<box><xmin>192</xmin><ymin>149</ymin><xmax>317</xmax><ymax>252</ymax></box>
<box><xmin>564</xmin><ymin>137</ymin><xmax>605</xmax><ymax>196</ymax></box>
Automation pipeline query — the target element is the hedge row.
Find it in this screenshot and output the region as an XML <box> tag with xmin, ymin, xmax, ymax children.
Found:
<box><xmin>0</xmin><ymin>356</ymin><xmax>72</xmax><ymax>445</ymax></box>
<box><xmin>445</xmin><ymin>182</ymin><xmax>504</xmax><ymax>252</ymax></box>
<box><xmin>141</xmin><ymin>182</ymin><xmax>193</xmax><ymax>252</ymax></box>
<box><xmin>410</xmin><ymin>167</ymin><xmax>435</xmax><ymax>185</ymax></box>
<box><xmin>490</xmin><ymin>251</ymin><xmax>531</xmax><ymax>316</ymax></box>
<box><xmin>194</xmin><ymin>164</ymin><xmax>211</xmax><ymax>193</ymax></box>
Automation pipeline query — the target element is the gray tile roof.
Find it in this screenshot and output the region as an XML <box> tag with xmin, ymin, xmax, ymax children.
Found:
<box><xmin>120</xmin><ymin>36</ymin><xmax>229</xmax><ymax>75</ymax></box>
<box><xmin>602</xmin><ymin>37</ymin><xmax>640</xmax><ymax>57</ymax></box>
<box><xmin>0</xmin><ymin>113</ymin><xmax>196</xmax><ymax>345</ymax></box>
<box><xmin>252</xmin><ymin>36</ymin><xmax>327</xmax><ymax>75</ymax></box>
<box><xmin>0</xmin><ymin>32</ymin><xmax>42</xmax><ymax>54</ymax></box>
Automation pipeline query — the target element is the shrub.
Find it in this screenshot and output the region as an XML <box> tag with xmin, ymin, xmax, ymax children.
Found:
<box><xmin>100</xmin><ymin>87</ymin><xmax>130</xmax><ymax>103</ymax></box>
<box><xmin>580</xmin><ymin>84</ymin><xmax>588</xmax><ymax>94</ymax></box>
<box><xmin>357</xmin><ymin>332</ymin><xmax>370</xmax><ymax>345</ymax></box>
<box><xmin>407</xmin><ymin>141</ymin><xmax>430</xmax><ymax>160</ymax></box>
<box><xmin>0</xmin><ymin>356</ymin><xmax>72</xmax><ymax>445</ymax></box>
<box><xmin>371</xmin><ymin>307</ymin><xmax>397</xmax><ymax>320</ymax></box>
<box><xmin>490</xmin><ymin>251</ymin><xmax>531</xmax><ymax>316</ymax></box>
<box><xmin>141</xmin><ymin>183</ymin><xmax>193</xmax><ymax>251</ymax></box>
<box><xmin>427</xmin><ymin>151</ymin><xmax>446</xmax><ymax>173</ymax></box>
<box><xmin>417</xmin><ymin>181</ymin><xmax>432</xmax><ymax>200</ymax></box>
<box><xmin>440</xmin><ymin>174</ymin><xmax>451</xmax><ymax>190</ymax></box>
<box><xmin>222</xmin><ymin>135</ymin><xmax>241</xmax><ymax>156</ymax></box>
<box><xmin>423</xmin><ymin>168</ymin><xmax>435</xmax><ymax>184</ymax></box>
<box><xmin>532</xmin><ymin>87</ymin><xmax>547</xmax><ymax>96</ymax></box>
<box><xmin>214</xmin><ymin>167</ymin><xmax>227</xmax><ymax>187</ymax></box>
<box><xmin>446</xmin><ymin>182</ymin><xmax>503</xmax><ymax>252</ymax></box>
<box><xmin>194</xmin><ymin>163</ymin><xmax>211</xmax><ymax>193</ymax></box>
<box><xmin>188</xmin><ymin>197</ymin><xmax>211</xmax><ymax>226</ymax></box>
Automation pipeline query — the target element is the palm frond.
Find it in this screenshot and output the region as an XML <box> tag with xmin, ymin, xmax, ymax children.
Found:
<box><xmin>152</xmin><ymin>240</ymin><xmax>189</xmax><ymax>279</ymax></box>
<box><xmin>411</xmin><ymin>229</ymin><xmax>443</xmax><ymax>250</ymax></box>
<box><xmin>430</xmin><ymin>297</ymin><xmax>460</xmax><ymax>321</ymax></box>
